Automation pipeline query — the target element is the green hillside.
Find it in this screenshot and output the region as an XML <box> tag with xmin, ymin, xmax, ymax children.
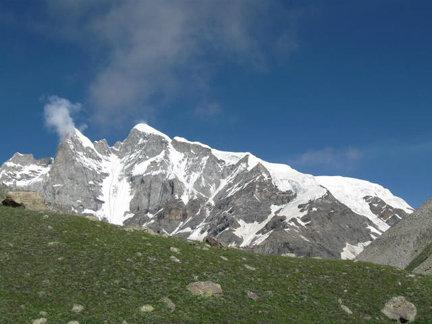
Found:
<box><xmin>0</xmin><ymin>206</ymin><xmax>431</xmax><ymax>323</ymax></box>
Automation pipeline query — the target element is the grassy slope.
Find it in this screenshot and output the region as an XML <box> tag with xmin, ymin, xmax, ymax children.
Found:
<box><xmin>0</xmin><ymin>206</ymin><xmax>432</xmax><ymax>323</ymax></box>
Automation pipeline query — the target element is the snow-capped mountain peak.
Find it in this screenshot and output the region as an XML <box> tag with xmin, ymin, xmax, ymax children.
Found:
<box><xmin>72</xmin><ymin>128</ymin><xmax>97</xmax><ymax>149</ymax></box>
<box><xmin>0</xmin><ymin>124</ymin><xmax>413</xmax><ymax>259</ymax></box>
<box><xmin>132</xmin><ymin>123</ymin><xmax>171</xmax><ymax>141</ymax></box>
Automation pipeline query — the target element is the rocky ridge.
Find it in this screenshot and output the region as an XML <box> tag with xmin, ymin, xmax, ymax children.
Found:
<box><xmin>358</xmin><ymin>198</ymin><xmax>432</xmax><ymax>273</ymax></box>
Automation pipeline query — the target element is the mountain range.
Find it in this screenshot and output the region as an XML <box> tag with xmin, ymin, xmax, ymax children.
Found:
<box><xmin>0</xmin><ymin>124</ymin><xmax>413</xmax><ymax>259</ymax></box>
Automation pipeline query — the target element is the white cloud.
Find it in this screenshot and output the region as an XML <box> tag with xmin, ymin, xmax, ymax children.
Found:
<box><xmin>194</xmin><ymin>102</ymin><xmax>222</xmax><ymax>119</ymax></box>
<box><xmin>290</xmin><ymin>139</ymin><xmax>432</xmax><ymax>175</ymax></box>
<box><xmin>43</xmin><ymin>96</ymin><xmax>81</xmax><ymax>138</ymax></box>
<box><xmin>291</xmin><ymin>147</ymin><xmax>363</xmax><ymax>171</ymax></box>
<box><xmin>42</xmin><ymin>0</ymin><xmax>301</xmax><ymax>126</ymax></box>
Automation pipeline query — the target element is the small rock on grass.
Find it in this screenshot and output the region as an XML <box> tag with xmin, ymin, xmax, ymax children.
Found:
<box><xmin>220</xmin><ymin>256</ymin><xmax>228</xmax><ymax>261</ymax></box>
<box><xmin>140</xmin><ymin>304</ymin><xmax>154</xmax><ymax>313</ymax></box>
<box><xmin>340</xmin><ymin>304</ymin><xmax>353</xmax><ymax>315</ymax></box>
<box><xmin>246</xmin><ymin>291</ymin><xmax>259</xmax><ymax>301</ymax></box>
<box><xmin>170</xmin><ymin>255</ymin><xmax>181</xmax><ymax>263</ymax></box>
<box><xmin>170</xmin><ymin>247</ymin><xmax>180</xmax><ymax>254</ymax></box>
<box><xmin>71</xmin><ymin>304</ymin><xmax>84</xmax><ymax>313</ymax></box>
<box><xmin>67</xmin><ymin>321</ymin><xmax>80</xmax><ymax>324</ymax></box>
<box><xmin>244</xmin><ymin>264</ymin><xmax>256</xmax><ymax>271</ymax></box>
<box><xmin>187</xmin><ymin>281</ymin><xmax>223</xmax><ymax>297</ymax></box>
<box><xmin>338</xmin><ymin>298</ymin><xmax>353</xmax><ymax>315</ymax></box>
<box><xmin>39</xmin><ymin>311</ymin><xmax>48</xmax><ymax>317</ymax></box>
<box><xmin>161</xmin><ymin>297</ymin><xmax>176</xmax><ymax>312</ymax></box>
<box><xmin>204</xmin><ymin>236</ymin><xmax>224</xmax><ymax>248</ymax></box>
<box><xmin>32</xmin><ymin>318</ymin><xmax>47</xmax><ymax>324</ymax></box>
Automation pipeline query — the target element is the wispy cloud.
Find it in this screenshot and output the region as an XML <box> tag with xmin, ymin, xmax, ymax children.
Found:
<box><xmin>290</xmin><ymin>139</ymin><xmax>432</xmax><ymax>175</ymax></box>
<box><xmin>194</xmin><ymin>102</ymin><xmax>222</xmax><ymax>120</ymax></box>
<box><xmin>43</xmin><ymin>96</ymin><xmax>81</xmax><ymax>139</ymax></box>
<box><xmin>290</xmin><ymin>147</ymin><xmax>363</xmax><ymax>172</ymax></box>
<box><xmin>40</xmin><ymin>0</ymin><xmax>302</xmax><ymax>126</ymax></box>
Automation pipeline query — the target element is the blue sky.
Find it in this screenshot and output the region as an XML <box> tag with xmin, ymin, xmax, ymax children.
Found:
<box><xmin>0</xmin><ymin>0</ymin><xmax>431</xmax><ymax>207</ymax></box>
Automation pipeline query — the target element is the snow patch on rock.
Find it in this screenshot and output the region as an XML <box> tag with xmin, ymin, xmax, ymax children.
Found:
<box><xmin>316</xmin><ymin>176</ymin><xmax>413</xmax><ymax>232</ymax></box>
<box><xmin>341</xmin><ymin>241</ymin><xmax>371</xmax><ymax>260</ymax></box>
<box><xmin>96</xmin><ymin>153</ymin><xmax>133</xmax><ymax>225</ymax></box>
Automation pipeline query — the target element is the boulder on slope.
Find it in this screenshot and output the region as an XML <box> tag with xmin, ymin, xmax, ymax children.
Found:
<box><xmin>2</xmin><ymin>191</ymin><xmax>48</xmax><ymax>211</ymax></box>
<box><xmin>187</xmin><ymin>281</ymin><xmax>223</xmax><ymax>297</ymax></box>
<box><xmin>381</xmin><ymin>296</ymin><xmax>417</xmax><ymax>322</ymax></box>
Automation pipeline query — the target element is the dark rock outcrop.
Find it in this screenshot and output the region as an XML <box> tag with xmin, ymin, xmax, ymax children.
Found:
<box><xmin>2</xmin><ymin>197</ymin><xmax>24</xmax><ymax>208</ymax></box>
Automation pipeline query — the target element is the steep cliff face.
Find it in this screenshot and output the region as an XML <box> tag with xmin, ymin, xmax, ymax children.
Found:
<box><xmin>0</xmin><ymin>124</ymin><xmax>413</xmax><ymax>259</ymax></box>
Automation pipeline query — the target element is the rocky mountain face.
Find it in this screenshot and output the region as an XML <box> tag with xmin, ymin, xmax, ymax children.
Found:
<box><xmin>358</xmin><ymin>198</ymin><xmax>432</xmax><ymax>274</ymax></box>
<box><xmin>0</xmin><ymin>124</ymin><xmax>414</xmax><ymax>259</ymax></box>
<box><xmin>0</xmin><ymin>153</ymin><xmax>51</xmax><ymax>192</ymax></box>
